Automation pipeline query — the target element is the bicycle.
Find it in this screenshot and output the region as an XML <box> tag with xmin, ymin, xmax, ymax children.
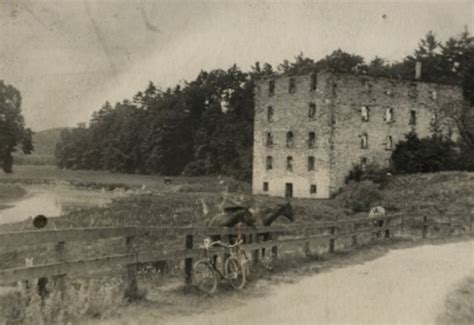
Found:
<box><xmin>193</xmin><ymin>237</ymin><xmax>249</xmax><ymax>294</ymax></box>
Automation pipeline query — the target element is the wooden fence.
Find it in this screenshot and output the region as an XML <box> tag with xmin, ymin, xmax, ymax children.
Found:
<box><xmin>0</xmin><ymin>213</ymin><xmax>471</xmax><ymax>300</ymax></box>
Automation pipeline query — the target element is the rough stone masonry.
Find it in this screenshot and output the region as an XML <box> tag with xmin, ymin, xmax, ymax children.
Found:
<box><xmin>252</xmin><ymin>70</ymin><xmax>465</xmax><ymax>199</ymax></box>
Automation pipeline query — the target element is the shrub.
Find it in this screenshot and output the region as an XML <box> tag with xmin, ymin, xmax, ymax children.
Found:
<box><xmin>392</xmin><ymin>132</ymin><xmax>459</xmax><ymax>173</ymax></box>
<box><xmin>345</xmin><ymin>162</ymin><xmax>392</xmax><ymax>188</ymax></box>
<box><xmin>339</xmin><ymin>180</ymin><xmax>383</xmax><ymax>213</ymax></box>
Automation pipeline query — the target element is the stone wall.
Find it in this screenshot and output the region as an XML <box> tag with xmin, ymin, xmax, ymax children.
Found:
<box><xmin>253</xmin><ymin>70</ymin><xmax>464</xmax><ymax>199</ymax></box>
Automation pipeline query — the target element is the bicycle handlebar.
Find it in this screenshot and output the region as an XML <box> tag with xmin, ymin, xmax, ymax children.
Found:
<box><xmin>200</xmin><ymin>238</ymin><xmax>243</xmax><ymax>249</ymax></box>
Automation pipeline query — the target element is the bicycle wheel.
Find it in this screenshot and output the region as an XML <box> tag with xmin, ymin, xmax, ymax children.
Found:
<box><xmin>193</xmin><ymin>260</ymin><xmax>217</xmax><ymax>294</ymax></box>
<box><xmin>224</xmin><ymin>256</ymin><xmax>246</xmax><ymax>290</ymax></box>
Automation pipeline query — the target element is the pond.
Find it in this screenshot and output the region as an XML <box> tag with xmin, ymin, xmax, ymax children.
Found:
<box><xmin>0</xmin><ymin>184</ymin><xmax>126</xmax><ymax>225</ymax></box>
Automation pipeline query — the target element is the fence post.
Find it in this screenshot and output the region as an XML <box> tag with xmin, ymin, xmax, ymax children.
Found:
<box><xmin>252</xmin><ymin>233</ymin><xmax>260</xmax><ymax>265</ymax></box>
<box><xmin>352</xmin><ymin>223</ymin><xmax>358</xmax><ymax>247</ymax></box>
<box><xmin>124</xmin><ymin>236</ymin><xmax>139</xmax><ymax>301</ymax></box>
<box><xmin>385</xmin><ymin>218</ymin><xmax>391</xmax><ymax>239</ymax></box>
<box><xmin>329</xmin><ymin>226</ymin><xmax>336</xmax><ymax>253</ymax></box>
<box><xmin>303</xmin><ymin>227</ymin><xmax>311</xmax><ymax>256</ymax></box>
<box><xmin>422</xmin><ymin>216</ymin><xmax>428</xmax><ymax>239</ymax></box>
<box><xmin>271</xmin><ymin>233</ymin><xmax>279</xmax><ymax>258</ymax></box>
<box><xmin>184</xmin><ymin>234</ymin><xmax>194</xmax><ymax>287</ymax></box>
<box><xmin>53</xmin><ymin>241</ymin><xmax>66</xmax><ymax>299</ymax></box>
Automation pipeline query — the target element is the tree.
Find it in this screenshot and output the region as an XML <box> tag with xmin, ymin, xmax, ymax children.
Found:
<box><xmin>0</xmin><ymin>81</ymin><xmax>33</xmax><ymax>173</ymax></box>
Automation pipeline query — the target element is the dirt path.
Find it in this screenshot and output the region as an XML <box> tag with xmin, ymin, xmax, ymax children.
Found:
<box><xmin>166</xmin><ymin>240</ymin><xmax>473</xmax><ymax>325</ymax></box>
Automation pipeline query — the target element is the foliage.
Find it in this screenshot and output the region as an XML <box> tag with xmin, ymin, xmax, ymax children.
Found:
<box><xmin>0</xmin><ymin>81</ymin><xmax>33</xmax><ymax>173</ymax></box>
<box><xmin>54</xmin><ymin>29</ymin><xmax>474</xmax><ymax>178</ymax></box>
<box><xmin>339</xmin><ymin>180</ymin><xmax>383</xmax><ymax>213</ymax></box>
<box><xmin>345</xmin><ymin>162</ymin><xmax>391</xmax><ymax>187</ymax></box>
<box><xmin>391</xmin><ymin>132</ymin><xmax>461</xmax><ymax>173</ymax></box>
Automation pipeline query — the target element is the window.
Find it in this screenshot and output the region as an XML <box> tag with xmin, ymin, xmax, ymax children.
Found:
<box><xmin>409</xmin><ymin>110</ymin><xmax>417</xmax><ymax>125</ymax></box>
<box><xmin>289</xmin><ymin>78</ymin><xmax>296</xmax><ymax>93</ymax></box>
<box><xmin>266</xmin><ymin>156</ymin><xmax>273</xmax><ymax>170</ymax></box>
<box><xmin>385</xmin><ymin>108</ymin><xmax>393</xmax><ymax>123</ymax></box>
<box><xmin>310</xmin><ymin>184</ymin><xmax>317</xmax><ymax>194</ymax></box>
<box><xmin>308</xmin><ymin>103</ymin><xmax>316</xmax><ymax>119</ymax></box>
<box><xmin>386</xmin><ymin>136</ymin><xmax>393</xmax><ymax>150</ymax></box>
<box><xmin>308</xmin><ymin>132</ymin><xmax>316</xmax><ymax>148</ymax></box>
<box><xmin>431</xmin><ymin>112</ymin><xmax>437</xmax><ymax>125</ymax></box>
<box><xmin>286</xmin><ymin>131</ymin><xmax>294</xmax><ymax>147</ymax></box>
<box><xmin>361</xmin><ymin>106</ymin><xmax>369</xmax><ymax>122</ymax></box>
<box><xmin>332</xmin><ymin>83</ymin><xmax>337</xmax><ymax>96</ymax></box>
<box><xmin>285</xmin><ymin>183</ymin><xmax>293</xmax><ymax>198</ymax></box>
<box><xmin>308</xmin><ymin>156</ymin><xmax>315</xmax><ymax>171</ymax></box>
<box><xmin>263</xmin><ymin>182</ymin><xmax>269</xmax><ymax>192</ymax></box>
<box><xmin>361</xmin><ymin>157</ymin><xmax>367</xmax><ymax>171</ymax></box>
<box><xmin>310</xmin><ymin>74</ymin><xmax>317</xmax><ymax>90</ymax></box>
<box><xmin>269</xmin><ymin>80</ymin><xmax>275</xmax><ymax>96</ymax></box>
<box><xmin>286</xmin><ymin>156</ymin><xmax>293</xmax><ymax>171</ymax></box>
<box><xmin>409</xmin><ymin>82</ymin><xmax>417</xmax><ymax>98</ymax></box>
<box><xmin>267</xmin><ymin>106</ymin><xmax>273</xmax><ymax>122</ymax></box>
<box><xmin>266</xmin><ymin>132</ymin><xmax>273</xmax><ymax>147</ymax></box>
<box><xmin>360</xmin><ymin>133</ymin><xmax>368</xmax><ymax>149</ymax></box>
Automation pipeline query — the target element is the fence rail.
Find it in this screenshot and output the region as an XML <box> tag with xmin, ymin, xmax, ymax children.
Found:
<box><xmin>0</xmin><ymin>213</ymin><xmax>471</xmax><ymax>298</ymax></box>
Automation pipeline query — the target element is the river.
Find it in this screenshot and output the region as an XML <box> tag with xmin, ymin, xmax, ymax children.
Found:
<box><xmin>0</xmin><ymin>184</ymin><xmax>126</xmax><ymax>225</ymax></box>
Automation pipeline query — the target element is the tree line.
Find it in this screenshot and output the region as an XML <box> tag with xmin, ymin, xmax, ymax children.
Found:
<box><xmin>55</xmin><ymin>29</ymin><xmax>474</xmax><ymax>180</ymax></box>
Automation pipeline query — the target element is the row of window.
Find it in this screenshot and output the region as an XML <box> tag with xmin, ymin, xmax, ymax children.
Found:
<box><xmin>266</xmin><ymin>131</ymin><xmax>316</xmax><ymax>148</ymax></box>
<box><xmin>267</xmin><ymin>104</ymin><xmax>427</xmax><ymax>125</ymax></box>
<box><xmin>267</xmin><ymin>77</ymin><xmax>438</xmax><ymax>100</ymax></box>
<box><xmin>265</xmin><ymin>131</ymin><xmax>393</xmax><ymax>150</ymax></box>
<box><xmin>262</xmin><ymin>181</ymin><xmax>317</xmax><ymax>195</ymax></box>
<box><xmin>266</xmin><ymin>156</ymin><xmax>316</xmax><ymax>171</ymax></box>
<box><xmin>268</xmin><ymin>75</ymin><xmax>318</xmax><ymax>96</ymax></box>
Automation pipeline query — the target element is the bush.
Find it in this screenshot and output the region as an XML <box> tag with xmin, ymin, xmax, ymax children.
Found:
<box><xmin>392</xmin><ymin>132</ymin><xmax>459</xmax><ymax>173</ymax></box>
<box><xmin>339</xmin><ymin>180</ymin><xmax>383</xmax><ymax>213</ymax></box>
<box><xmin>345</xmin><ymin>162</ymin><xmax>392</xmax><ymax>188</ymax></box>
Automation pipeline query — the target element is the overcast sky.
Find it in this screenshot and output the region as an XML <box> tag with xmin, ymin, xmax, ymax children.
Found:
<box><xmin>0</xmin><ymin>0</ymin><xmax>472</xmax><ymax>131</ymax></box>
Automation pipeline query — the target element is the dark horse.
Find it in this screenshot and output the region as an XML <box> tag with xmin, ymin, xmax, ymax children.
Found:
<box><xmin>253</xmin><ymin>202</ymin><xmax>295</xmax><ymax>257</ymax></box>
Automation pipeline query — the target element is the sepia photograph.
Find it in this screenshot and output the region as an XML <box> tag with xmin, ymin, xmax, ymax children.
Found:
<box><xmin>0</xmin><ymin>0</ymin><xmax>473</xmax><ymax>324</ymax></box>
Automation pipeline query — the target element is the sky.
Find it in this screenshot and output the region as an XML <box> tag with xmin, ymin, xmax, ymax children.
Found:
<box><xmin>0</xmin><ymin>0</ymin><xmax>472</xmax><ymax>131</ymax></box>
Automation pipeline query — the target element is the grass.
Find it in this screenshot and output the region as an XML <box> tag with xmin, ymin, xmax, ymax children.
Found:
<box><xmin>0</xmin><ymin>184</ymin><xmax>27</xmax><ymax>203</ymax></box>
<box><xmin>437</xmin><ymin>276</ymin><xmax>474</xmax><ymax>325</ymax></box>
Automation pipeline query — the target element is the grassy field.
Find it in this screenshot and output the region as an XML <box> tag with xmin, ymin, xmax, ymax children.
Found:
<box><xmin>437</xmin><ymin>276</ymin><xmax>474</xmax><ymax>325</ymax></box>
<box><xmin>0</xmin><ymin>184</ymin><xmax>27</xmax><ymax>209</ymax></box>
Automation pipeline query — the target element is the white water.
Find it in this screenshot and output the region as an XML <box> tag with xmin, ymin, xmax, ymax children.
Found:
<box><xmin>0</xmin><ymin>184</ymin><xmax>124</xmax><ymax>225</ymax></box>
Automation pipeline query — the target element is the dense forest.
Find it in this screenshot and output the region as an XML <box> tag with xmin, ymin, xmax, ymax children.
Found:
<box><xmin>55</xmin><ymin>30</ymin><xmax>474</xmax><ymax>180</ymax></box>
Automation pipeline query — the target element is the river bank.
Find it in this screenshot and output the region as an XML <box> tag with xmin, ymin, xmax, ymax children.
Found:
<box><xmin>0</xmin><ymin>184</ymin><xmax>27</xmax><ymax>209</ymax></box>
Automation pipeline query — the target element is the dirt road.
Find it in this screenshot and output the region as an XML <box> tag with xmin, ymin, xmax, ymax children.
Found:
<box><xmin>167</xmin><ymin>240</ymin><xmax>473</xmax><ymax>325</ymax></box>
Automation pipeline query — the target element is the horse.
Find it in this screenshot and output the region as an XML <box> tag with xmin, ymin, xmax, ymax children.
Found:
<box><xmin>252</xmin><ymin>202</ymin><xmax>295</xmax><ymax>257</ymax></box>
<box><xmin>368</xmin><ymin>206</ymin><xmax>386</xmax><ymax>238</ymax></box>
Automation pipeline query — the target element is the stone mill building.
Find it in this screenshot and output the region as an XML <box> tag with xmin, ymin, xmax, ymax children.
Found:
<box><xmin>252</xmin><ymin>69</ymin><xmax>464</xmax><ymax>199</ymax></box>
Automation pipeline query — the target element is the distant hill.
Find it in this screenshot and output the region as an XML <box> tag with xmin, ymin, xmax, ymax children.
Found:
<box><xmin>14</xmin><ymin>128</ymin><xmax>68</xmax><ymax>165</ymax></box>
<box><xmin>32</xmin><ymin>128</ymin><xmax>67</xmax><ymax>155</ymax></box>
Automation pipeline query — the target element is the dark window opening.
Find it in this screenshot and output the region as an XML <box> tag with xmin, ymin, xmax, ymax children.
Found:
<box><xmin>409</xmin><ymin>82</ymin><xmax>417</xmax><ymax>98</ymax></box>
<box><xmin>310</xmin><ymin>74</ymin><xmax>317</xmax><ymax>90</ymax></box>
<box><xmin>286</xmin><ymin>131</ymin><xmax>294</xmax><ymax>147</ymax></box>
<box><xmin>361</xmin><ymin>157</ymin><xmax>367</xmax><ymax>171</ymax></box>
<box><xmin>332</xmin><ymin>83</ymin><xmax>337</xmax><ymax>96</ymax></box>
<box><xmin>263</xmin><ymin>182</ymin><xmax>269</xmax><ymax>192</ymax></box>
<box><xmin>269</xmin><ymin>80</ymin><xmax>275</xmax><ymax>96</ymax></box>
<box><xmin>285</xmin><ymin>183</ymin><xmax>293</xmax><ymax>198</ymax></box>
<box><xmin>266</xmin><ymin>132</ymin><xmax>273</xmax><ymax>147</ymax></box>
<box><xmin>310</xmin><ymin>184</ymin><xmax>317</xmax><ymax>194</ymax></box>
<box><xmin>286</xmin><ymin>156</ymin><xmax>293</xmax><ymax>171</ymax></box>
<box><xmin>266</xmin><ymin>156</ymin><xmax>273</xmax><ymax>170</ymax></box>
<box><xmin>409</xmin><ymin>110</ymin><xmax>417</xmax><ymax>125</ymax></box>
<box><xmin>267</xmin><ymin>106</ymin><xmax>273</xmax><ymax>122</ymax></box>
<box><xmin>308</xmin><ymin>156</ymin><xmax>315</xmax><ymax>171</ymax></box>
<box><xmin>308</xmin><ymin>132</ymin><xmax>316</xmax><ymax>148</ymax></box>
<box><xmin>361</xmin><ymin>133</ymin><xmax>368</xmax><ymax>149</ymax></box>
<box><xmin>386</xmin><ymin>136</ymin><xmax>393</xmax><ymax>150</ymax></box>
<box><xmin>308</xmin><ymin>103</ymin><xmax>316</xmax><ymax>118</ymax></box>
<box><xmin>289</xmin><ymin>78</ymin><xmax>296</xmax><ymax>93</ymax></box>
